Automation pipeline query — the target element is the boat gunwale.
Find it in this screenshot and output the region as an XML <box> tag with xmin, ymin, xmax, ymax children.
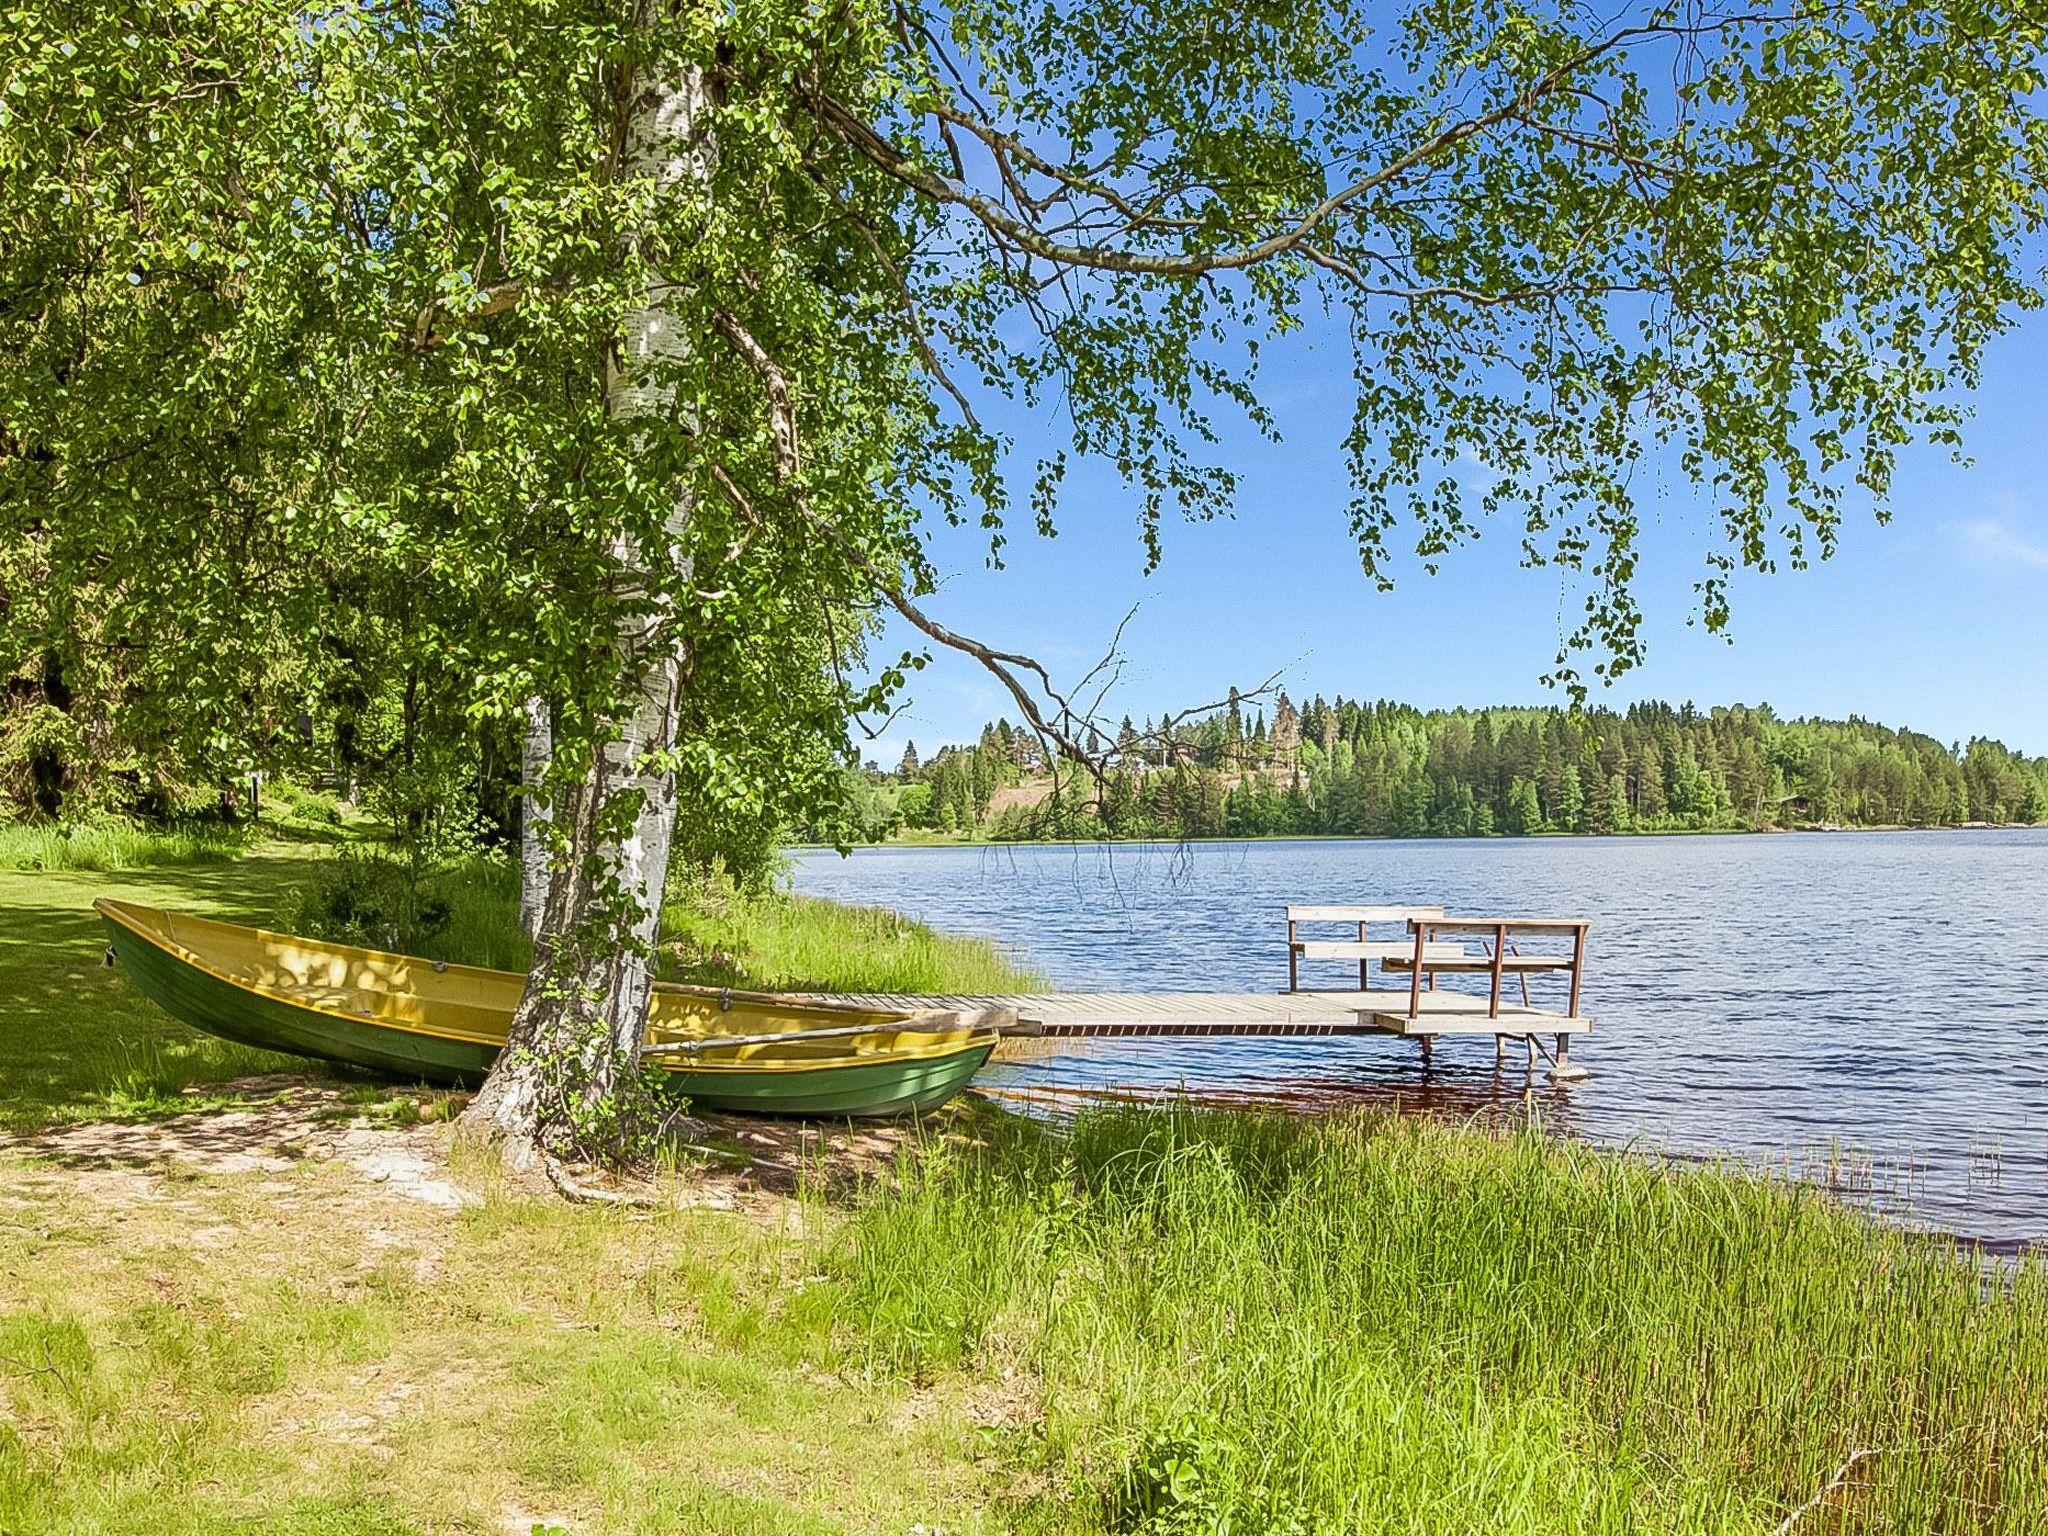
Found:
<box><xmin>93</xmin><ymin>898</ymin><xmax>1000</xmax><ymax>1076</ymax></box>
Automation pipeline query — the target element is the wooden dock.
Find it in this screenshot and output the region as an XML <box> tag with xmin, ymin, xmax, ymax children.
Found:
<box><xmin>810</xmin><ymin>989</ymin><xmax>1589</xmax><ymax>1043</ymax></box>
<box><xmin>808</xmin><ymin>989</ymin><xmax>1591</xmax><ymax>1077</ymax></box>
<box><xmin>807</xmin><ymin>902</ymin><xmax>1596</xmax><ymax>1081</ymax></box>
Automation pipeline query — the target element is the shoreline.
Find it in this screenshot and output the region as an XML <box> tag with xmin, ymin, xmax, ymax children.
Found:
<box><xmin>793</xmin><ymin>820</ymin><xmax>2048</xmax><ymax>853</ymax></box>
<box><xmin>782</xmin><ymin>827</ymin><xmax>2048</xmax><ymax>1254</ymax></box>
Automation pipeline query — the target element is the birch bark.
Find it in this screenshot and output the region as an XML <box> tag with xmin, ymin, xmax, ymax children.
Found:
<box><xmin>518</xmin><ymin>695</ymin><xmax>553</xmax><ymax>940</ymax></box>
<box><xmin>463</xmin><ymin>31</ymin><xmax>707</xmax><ymax>1156</ymax></box>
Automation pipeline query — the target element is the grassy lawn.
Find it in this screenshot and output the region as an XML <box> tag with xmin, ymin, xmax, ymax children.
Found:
<box><xmin>0</xmin><ymin>845</ymin><xmax>1035</xmax><ymax>1534</ymax></box>
<box><xmin>0</xmin><ymin>846</ymin><xmax>1039</xmax><ymax>1132</ymax></box>
<box><xmin>2</xmin><ymin>841</ymin><xmax>2045</xmax><ymax>1533</ymax></box>
<box><xmin>0</xmin><ymin>1099</ymin><xmax>1010</xmax><ymax>1535</ymax></box>
<box><xmin>0</xmin><ymin>849</ymin><xmax>321</xmax><ymax>1129</ymax></box>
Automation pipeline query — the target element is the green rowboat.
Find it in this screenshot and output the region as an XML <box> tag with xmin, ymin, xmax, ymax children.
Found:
<box><xmin>95</xmin><ymin>899</ymin><xmax>1003</xmax><ymax>1117</ymax></box>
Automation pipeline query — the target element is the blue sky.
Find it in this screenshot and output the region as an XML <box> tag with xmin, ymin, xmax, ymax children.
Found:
<box><xmin>861</xmin><ymin>305</ymin><xmax>2048</xmax><ymax>766</ymax></box>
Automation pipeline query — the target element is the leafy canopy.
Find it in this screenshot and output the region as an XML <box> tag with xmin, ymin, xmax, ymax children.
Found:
<box><xmin>2</xmin><ymin>0</ymin><xmax>2044</xmax><ymax>809</ymax></box>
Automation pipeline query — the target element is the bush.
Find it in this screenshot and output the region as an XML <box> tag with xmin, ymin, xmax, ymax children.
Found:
<box><xmin>0</xmin><ymin>702</ymin><xmax>82</xmax><ymax>816</ymax></box>
<box><xmin>262</xmin><ymin>778</ymin><xmax>348</xmax><ymax>831</ymax></box>
<box><xmin>288</xmin><ymin>844</ymin><xmax>452</xmax><ymax>953</ymax></box>
<box><xmin>286</xmin><ymin>844</ymin><xmax>529</xmax><ymax>970</ymax></box>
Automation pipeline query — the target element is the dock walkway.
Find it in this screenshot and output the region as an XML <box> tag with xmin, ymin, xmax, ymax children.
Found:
<box><xmin>807</xmin><ymin>989</ymin><xmax>1588</xmax><ymax>1041</ymax></box>
<box><xmin>807</xmin><ymin>902</ymin><xmax>1596</xmax><ymax>1080</ymax></box>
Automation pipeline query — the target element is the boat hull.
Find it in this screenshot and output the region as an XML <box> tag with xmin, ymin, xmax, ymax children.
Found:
<box><xmin>97</xmin><ymin>905</ymin><xmax>995</xmax><ymax>1118</ymax></box>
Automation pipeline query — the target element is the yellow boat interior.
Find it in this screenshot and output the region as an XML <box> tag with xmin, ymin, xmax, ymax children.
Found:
<box><xmin>94</xmin><ymin>898</ymin><xmax>998</xmax><ymax>1068</ymax></box>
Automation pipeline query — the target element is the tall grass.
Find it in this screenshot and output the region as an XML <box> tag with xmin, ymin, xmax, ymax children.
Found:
<box><xmin>0</xmin><ymin>819</ymin><xmax>245</xmax><ymax>871</ymax></box>
<box><xmin>832</xmin><ymin>1107</ymin><xmax>2048</xmax><ymax>1535</ymax></box>
<box><xmin>70</xmin><ymin>1034</ymin><xmax>304</xmax><ymax>1119</ymax></box>
<box><xmin>663</xmin><ymin>886</ymin><xmax>1045</xmax><ymax>993</ymax></box>
<box><xmin>284</xmin><ymin>848</ymin><xmax>1042</xmax><ymax>994</ymax></box>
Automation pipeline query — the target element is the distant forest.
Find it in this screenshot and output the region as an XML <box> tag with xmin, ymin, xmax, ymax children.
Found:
<box><xmin>807</xmin><ymin>695</ymin><xmax>2048</xmax><ymax>844</ymax></box>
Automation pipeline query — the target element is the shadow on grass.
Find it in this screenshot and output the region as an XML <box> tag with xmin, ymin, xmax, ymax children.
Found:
<box><xmin>0</xmin><ymin>853</ymin><xmax>330</xmax><ymax>1131</ymax></box>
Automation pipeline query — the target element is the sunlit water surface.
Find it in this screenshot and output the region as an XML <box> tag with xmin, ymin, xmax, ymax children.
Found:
<box><xmin>790</xmin><ymin>832</ymin><xmax>2048</xmax><ymax>1249</ymax></box>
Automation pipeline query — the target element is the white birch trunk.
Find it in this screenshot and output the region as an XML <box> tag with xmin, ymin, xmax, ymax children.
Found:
<box><xmin>464</xmin><ymin>33</ymin><xmax>708</xmax><ymax>1156</ymax></box>
<box><xmin>518</xmin><ymin>695</ymin><xmax>553</xmax><ymax>940</ymax></box>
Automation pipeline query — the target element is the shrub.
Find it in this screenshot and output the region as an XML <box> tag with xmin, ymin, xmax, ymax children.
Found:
<box><xmin>262</xmin><ymin>779</ymin><xmax>348</xmax><ymax>830</ymax></box>
<box><xmin>287</xmin><ymin>844</ymin><xmax>453</xmax><ymax>954</ymax></box>
<box><xmin>286</xmin><ymin>844</ymin><xmax>529</xmax><ymax>970</ymax></box>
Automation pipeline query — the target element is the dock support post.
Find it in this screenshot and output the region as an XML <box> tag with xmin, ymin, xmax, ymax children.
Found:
<box><xmin>1419</xmin><ymin>1034</ymin><xmax>1434</xmax><ymax>1071</ymax></box>
<box><xmin>1568</xmin><ymin>925</ymin><xmax>1587</xmax><ymax>1019</ymax></box>
<box><xmin>1494</xmin><ymin>1033</ymin><xmax>1505</xmax><ymax>1071</ymax></box>
<box><xmin>1547</xmin><ymin>1033</ymin><xmax>1590</xmax><ymax>1083</ymax></box>
<box><xmin>1489</xmin><ymin>923</ymin><xmax>1507</xmax><ymax>1019</ymax></box>
<box><xmin>1407</xmin><ymin>922</ymin><xmax>1426</xmax><ymax>1020</ymax></box>
<box><xmin>1525</xmin><ymin>1034</ymin><xmax>1538</xmax><ymax>1074</ymax></box>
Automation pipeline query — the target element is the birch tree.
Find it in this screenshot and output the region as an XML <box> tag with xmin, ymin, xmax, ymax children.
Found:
<box><xmin>4</xmin><ymin>0</ymin><xmax>2045</xmax><ymax>1165</ymax></box>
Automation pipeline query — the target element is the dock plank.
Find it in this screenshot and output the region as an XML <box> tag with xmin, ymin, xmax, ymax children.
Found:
<box><xmin>1286</xmin><ymin>904</ymin><xmax>1445</xmax><ymax>922</ymax></box>
<box><xmin>1425</xmin><ymin>917</ymin><xmax>1590</xmax><ymax>933</ymax></box>
<box><xmin>1294</xmin><ymin>940</ymin><xmax>1471</xmax><ymax>962</ymax></box>
<box><xmin>798</xmin><ymin>989</ymin><xmax>1591</xmax><ymax>1039</ymax></box>
<box><xmin>1377</xmin><ymin>954</ymin><xmax>1578</xmax><ymax>973</ymax></box>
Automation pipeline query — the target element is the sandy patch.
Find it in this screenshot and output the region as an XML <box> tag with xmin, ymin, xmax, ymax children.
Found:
<box><xmin>4</xmin><ymin>1075</ymin><xmax>475</xmax><ymax>1210</ymax></box>
<box><xmin>3</xmin><ymin>1070</ymin><xmax>999</xmax><ymax>1226</ymax></box>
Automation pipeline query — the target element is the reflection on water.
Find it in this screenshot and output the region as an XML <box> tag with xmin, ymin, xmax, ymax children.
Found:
<box><xmin>984</xmin><ymin>1034</ymin><xmax>1585</xmax><ymax>1136</ymax></box>
<box><xmin>985</xmin><ymin>1056</ymin><xmax>1578</xmax><ymax>1132</ymax></box>
<box><xmin>792</xmin><ymin>831</ymin><xmax>2048</xmax><ymax>1249</ymax></box>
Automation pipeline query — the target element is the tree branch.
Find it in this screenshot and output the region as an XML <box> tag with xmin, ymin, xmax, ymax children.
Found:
<box><xmin>803</xmin><ymin>172</ymin><xmax>989</xmax><ymax>433</ymax></box>
<box><xmin>811</xmin><ymin>21</ymin><xmax>1693</xmax><ymax>280</ymax></box>
<box><xmin>409</xmin><ymin>280</ymin><xmax>531</xmax><ymax>352</ymax></box>
<box><xmin>709</xmin><ymin>307</ymin><xmax>800</xmax><ymax>477</ymax></box>
<box><xmin>709</xmin><ymin>305</ymin><xmax>1291</xmax><ymax>777</ymax></box>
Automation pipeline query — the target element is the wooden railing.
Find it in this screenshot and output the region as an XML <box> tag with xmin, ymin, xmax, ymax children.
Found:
<box><xmin>1284</xmin><ymin>904</ymin><xmax>1444</xmax><ymax>991</ymax></box>
<box><xmin>1286</xmin><ymin>904</ymin><xmax>1590</xmax><ymax>1023</ymax></box>
<box><xmin>1395</xmin><ymin>917</ymin><xmax>1590</xmax><ymax>1021</ymax></box>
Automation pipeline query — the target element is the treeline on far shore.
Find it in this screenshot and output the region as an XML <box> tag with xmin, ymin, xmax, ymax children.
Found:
<box><xmin>804</xmin><ymin>695</ymin><xmax>2048</xmax><ymax>845</ymax></box>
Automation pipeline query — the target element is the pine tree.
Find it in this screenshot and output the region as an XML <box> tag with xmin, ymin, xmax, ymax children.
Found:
<box><xmin>1605</xmin><ymin>773</ymin><xmax>1632</xmax><ymax>833</ymax></box>
<box><xmin>1558</xmin><ymin>764</ymin><xmax>1585</xmax><ymax>832</ymax></box>
<box><xmin>1505</xmin><ymin>776</ymin><xmax>1545</xmax><ymax>835</ymax></box>
<box><xmin>1270</xmin><ymin>692</ymin><xmax>1301</xmax><ymax>762</ymax></box>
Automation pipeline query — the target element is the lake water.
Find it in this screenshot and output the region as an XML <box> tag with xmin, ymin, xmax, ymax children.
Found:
<box><xmin>790</xmin><ymin>831</ymin><xmax>2048</xmax><ymax>1249</ymax></box>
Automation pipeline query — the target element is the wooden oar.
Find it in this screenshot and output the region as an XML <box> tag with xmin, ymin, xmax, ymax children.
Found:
<box><xmin>642</xmin><ymin>1006</ymin><xmax>1016</xmax><ymax>1057</ymax></box>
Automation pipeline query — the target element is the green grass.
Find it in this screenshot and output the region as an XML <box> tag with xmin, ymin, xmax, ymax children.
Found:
<box><xmin>5</xmin><ymin>832</ymin><xmax>2046</xmax><ymax>1531</ymax></box>
<box><xmin>0</xmin><ymin>818</ymin><xmax>248</xmax><ymax>872</ymax></box>
<box><xmin>661</xmin><ymin>884</ymin><xmax>1046</xmax><ymax>993</ymax></box>
<box><xmin>831</xmin><ymin>1106</ymin><xmax>2048</xmax><ymax>1534</ymax></box>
